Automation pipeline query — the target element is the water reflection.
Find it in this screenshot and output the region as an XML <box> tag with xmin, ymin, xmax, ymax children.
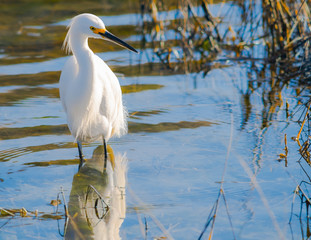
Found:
<box><xmin>289</xmin><ymin>104</ymin><xmax>311</xmax><ymax>240</ymax></box>
<box><xmin>289</xmin><ymin>180</ymin><xmax>311</xmax><ymax>240</ymax></box>
<box><xmin>63</xmin><ymin>145</ymin><xmax>127</xmax><ymax>240</ymax></box>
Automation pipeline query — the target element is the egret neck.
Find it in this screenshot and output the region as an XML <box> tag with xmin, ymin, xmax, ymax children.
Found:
<box><xmin>70</xmin><ymin>34</ymin><xmax>92</xmax><ymax>65</ymax></box>
<box><xmin>71</xmin><ymin>35</ymin><xmax>95</xmax><ymax>106</ymax></box>
<box><xmin>67</xmin><ymin>34</ymin><xmax>97</xmax><ymax>139</ymax></box>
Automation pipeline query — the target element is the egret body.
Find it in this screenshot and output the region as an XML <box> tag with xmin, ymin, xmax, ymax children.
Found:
<box><xmin>59</xmin><ymin>13</ymin><xmax>137</xmax><ymax>168</ymax></box>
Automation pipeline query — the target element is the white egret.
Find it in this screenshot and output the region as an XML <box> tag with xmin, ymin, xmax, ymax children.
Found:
<box><xmin>59</xmin><ymin>13</ymin><xmax>137</xmax><ymax>169</ymax></box>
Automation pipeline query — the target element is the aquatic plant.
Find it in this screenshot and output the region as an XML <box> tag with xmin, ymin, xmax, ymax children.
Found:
<box><xmin>139</xmin><ymin>1</ymin><xmax>311</xmax><ymax>239</ymax></box>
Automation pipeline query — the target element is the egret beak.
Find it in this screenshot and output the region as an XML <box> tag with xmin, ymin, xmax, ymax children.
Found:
<box><xmin>98</xmin><ymin>30</ymin><xmax>138</xmax><ymax>53</ymax></box>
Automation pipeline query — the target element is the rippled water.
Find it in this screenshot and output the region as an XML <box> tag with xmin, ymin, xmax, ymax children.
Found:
<box><xmin>0</xmin><ymin>1</ymin><xmax>310</xmax><ymax>239</ymax></box>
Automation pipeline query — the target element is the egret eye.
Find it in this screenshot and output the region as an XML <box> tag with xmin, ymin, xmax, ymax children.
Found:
<box><xmin>90</xmin><ymin>26</ymin><xmax>96</xmax><ymax>31</ymax></box>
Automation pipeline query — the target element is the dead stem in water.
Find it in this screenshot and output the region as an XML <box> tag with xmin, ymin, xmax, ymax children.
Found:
<box><xmin>0</xmin><ymin>206</ymin><xmax>64</xmax><ymax>222</ymax></box>
<box><xmin>278</xmin><ymin>133</ymin><xmax>288</xmax><ymax>167</ymax></box>
<box><xmin>198</xmin><ymin>112</ymin><xmax>235</xmax><ymax>240</ymax></box>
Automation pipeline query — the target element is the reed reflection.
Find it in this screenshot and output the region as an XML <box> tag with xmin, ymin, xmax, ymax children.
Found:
<box><xmin>64</xmin><ymin>145</ymin><xmax>127</xmax><ymax>240</ymax></box>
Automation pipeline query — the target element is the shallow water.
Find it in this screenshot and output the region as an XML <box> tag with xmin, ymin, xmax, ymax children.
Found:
<box><xmin>0</xmin><ymin>1</ymin><xmax>310</xmax><ymax>239</ymax></box>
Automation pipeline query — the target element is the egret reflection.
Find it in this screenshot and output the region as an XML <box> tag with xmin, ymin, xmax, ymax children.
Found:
<box><xmin>63</xmin><ymin>145</ymin><xmax>127</xmax><ymax>240</ymax></box>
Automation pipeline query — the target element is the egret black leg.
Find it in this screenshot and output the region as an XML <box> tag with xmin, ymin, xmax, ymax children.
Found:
<box><xmin>103</xmin><ymin>138</ymin><xmax>108</xmax><ymax>171</ymax></box>
<box><xmin>77</xmin><ymin>141</ymin><xmax>85</xmax><ymax>170</ymax></box>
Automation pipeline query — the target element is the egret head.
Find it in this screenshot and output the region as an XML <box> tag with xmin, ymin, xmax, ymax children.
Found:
<box><xmin>63</xmin><ymin>13</ymin><xmax>137</xmax><ymax>54</ymax></box>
